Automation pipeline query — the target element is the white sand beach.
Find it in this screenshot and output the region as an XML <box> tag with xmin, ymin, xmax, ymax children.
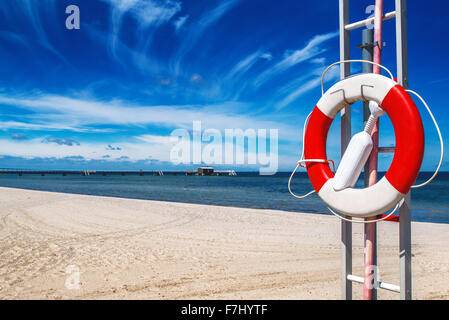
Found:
<box><xmin>0</xmin><ymin>186</ymin><xmax>448</xmax><ymax>300</ymax></box>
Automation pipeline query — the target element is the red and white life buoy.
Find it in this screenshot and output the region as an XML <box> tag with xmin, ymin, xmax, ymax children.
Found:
<box><xmin>304</xmin><ymin>73</ymin><xmax>424</xmax><ymax>218</ymax></box>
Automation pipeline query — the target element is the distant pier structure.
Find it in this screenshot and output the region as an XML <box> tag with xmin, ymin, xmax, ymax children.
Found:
<box><xmin>0</xmin><ymin>167</ymin><xmax>237</xmax><ymax>177</ymax></box>
<box><xmin>186</xmin><ymin>167</ymin><xmax>236</xmax><ymax>176</ymax></box>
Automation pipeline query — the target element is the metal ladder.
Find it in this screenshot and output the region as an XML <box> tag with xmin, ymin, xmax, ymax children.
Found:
<box><xmin>339</xmin><ymin>0</ymin><xmax>411</xmax><ymax>300</ymax></box>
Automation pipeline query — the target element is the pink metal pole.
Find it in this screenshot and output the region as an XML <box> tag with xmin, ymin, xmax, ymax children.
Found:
<box><xmin>364</xmin><ymin>0</ymin><xmax>383</xmax><ymax>300</ymax></box>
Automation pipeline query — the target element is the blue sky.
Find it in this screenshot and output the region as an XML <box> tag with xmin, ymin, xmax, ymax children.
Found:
<box><xmin>0</xmin><ymin>0</ymin><xmax>447</xmax><ymax>171</ymax></box>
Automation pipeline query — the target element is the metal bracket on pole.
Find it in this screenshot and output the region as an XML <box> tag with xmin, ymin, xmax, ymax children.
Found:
<box><xmin>357</xmin><ymin>41</ymin><xmax>386</xmax><ymax>50</ymax></box>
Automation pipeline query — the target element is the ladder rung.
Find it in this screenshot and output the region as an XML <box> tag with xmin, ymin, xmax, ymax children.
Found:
<box><xmin>378</xmin><ymin>147</ymin><xmax>395</xmax><ymax>154</ymax></box>
<box><xmin>345</xmin><ymin>11</ymin><xmax>396</xmax><ymax>31</ymax></box>
<box><xmin>347</xmin><ymin>274</ymin><xmax>400</xmax><ymax>293</ymax></box>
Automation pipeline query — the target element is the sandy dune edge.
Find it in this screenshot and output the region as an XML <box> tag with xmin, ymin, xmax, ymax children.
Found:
<box><xmin>0</xmin><ymin>186</ymin><xmax>447</xmax><ymax>300</ymax></box>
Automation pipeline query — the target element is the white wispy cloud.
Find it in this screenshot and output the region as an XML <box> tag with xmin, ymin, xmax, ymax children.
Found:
<box><xmin>254</xmin><ymin>31</ymin><xmax>338</xmax><ymax>87</ymax></box>
<box><xmin>276</xmin><ymin>66</ymin><xmax>339</xmax><ymax>110</ymax></box>
<box><xmin>260</xmin><ymin>53</ymin><xmax>273</xmax><ymax>61</ymax></box>
<box><xmin>0</xmin><ymin>137</ymin><xmax>171</xmax><ymax>162</ymax></box>
<box><xmin>0</xmin><ymin>92</ymin><xmax>300</xmax><ymax>141</ymax></box>
<box><xmin>0</xmin><ymin>89</ymin><xmax>307</xmax><ymax>169</ymax></box>
<box><xmin>171</xmin><ymin>0</ymin><xmax>241</xmax><ymax>75</ymax></box>
<box><xmin>0</xmin><ymin>31</ymin><xmax>29</xmax><ymax>48</ymax></box>
<box><xmin>189</xmin><ymin>73</ymin><xmax>203</xmax><ymax>84</ymax></box>
<box><xmin>429</xmin><ymin>76</ymin><xmax>449</xmax><ymax>85</ymax></box>
<box><xmin>173</xmin><ymin>15</ymin><xmax>189</xmax><ymax>32</ymax></box>
<box><xmin>197</xmin><ymin>0</ymin><xmax>239</xmax><ymax>27</ymax></box>
<box><xmin>102</xmin><ymin>0</ymin><xmax>181</xmax><ymax>29</ymax></box>
<box><xmin>0</xmin><ymin>134</ymin><xmax>301</xmax><ymax>170</ymax></box>
<box><xmin>132</xmin><ymin>0</ymin><xmax>181</xmax><ymax>28</ymax></box>
<box><xmin>225</xmin><ymin>50</ymin><xmax>272</xmax><ymax>80</ymax></box>
<box><xmin>135</xmin><ymin>134</ymin><xmax>175</xmax><ymax>144</ymax></box>
<box><xmin>0</xmin><ymin>120</ymin><xmax>113</xmax><ymax>133</ymax></box>
<box><xmin>0</xmin><ymin>0</ymin><xmax>67</xmax><ymax>63</ymax></box>
<box><xmin>101</xmin><ymin>0</ymin><xmax>181</xmax><ymax>67</ymax></box>
<box><xmin>310</xmin><ymin>57</ymin><xmax>326</xmax><ymax>64</ymax></box>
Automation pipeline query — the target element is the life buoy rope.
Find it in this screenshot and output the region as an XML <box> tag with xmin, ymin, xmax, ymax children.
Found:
<box><xmin>406</xmin><ymin>90</ymin><xmax>444</xmax><ymax>189</ymax></box>
<box><xmin>320</xmin><ymin>60</ymin><xmax>394</xmax><ymax>95</ymax></box>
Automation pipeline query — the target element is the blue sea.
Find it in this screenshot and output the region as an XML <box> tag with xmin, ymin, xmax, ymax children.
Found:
<box><xmin>0</xmin><ymin>172</ymin><xmax>447</xmax><ymax>224</ymax></box>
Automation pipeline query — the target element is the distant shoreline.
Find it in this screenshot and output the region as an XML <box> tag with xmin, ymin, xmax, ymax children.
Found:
<box><xmin>0</xmin><ymin>183</ymin><xmax>447</xmax><ymax>225</ymax></box>
<box><xmin>0</xmin><ymin>169</ymin><xmax>447</xmax><ymax>173</ymax></box>
<box><xmin>0</xmin><ymin>172</ymin><xmax>447</xmax><ymax>224</ymax></box>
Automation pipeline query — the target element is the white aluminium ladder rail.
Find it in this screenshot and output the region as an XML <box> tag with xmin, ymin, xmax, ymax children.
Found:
<box><xmin>347</xmin><ymin>275</ymin><xmax>400</xmax><ymax>293</ymax></box>
<box><xmin>345</xmin><ymin>11</ymin><xmax>396</xmax><ymax>31</ymax></box>
<box><xmin>338</xmin><ymin>0</ymin><xmax>411</xmax><ymax>300</ymax></box>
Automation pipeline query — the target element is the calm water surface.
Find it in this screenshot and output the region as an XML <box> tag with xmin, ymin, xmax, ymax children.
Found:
<box><xmin>0</xmin><ymin>172</ymin><xmax>447</xmax><ymax>224</ymax></box>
